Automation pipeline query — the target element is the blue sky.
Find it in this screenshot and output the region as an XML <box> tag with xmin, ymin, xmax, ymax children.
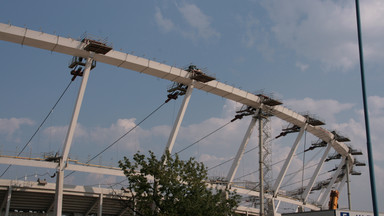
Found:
<box><xmin>0</xmin><ymin>0</ymin><xmax>383</xmax><ymax>212</ymax></box>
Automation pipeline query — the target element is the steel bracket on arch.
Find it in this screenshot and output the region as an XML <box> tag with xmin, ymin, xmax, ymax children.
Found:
<box><xmin>164</xmin><ymin>80</ymin><xmax>195</xmax><ymax>155</ymax></box>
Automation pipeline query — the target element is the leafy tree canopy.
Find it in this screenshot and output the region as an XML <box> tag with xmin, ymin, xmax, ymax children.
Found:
<box><xmin>118</xmin><ymin>151</ymin><xmax>240</xmax><ymax>216</ymax></box>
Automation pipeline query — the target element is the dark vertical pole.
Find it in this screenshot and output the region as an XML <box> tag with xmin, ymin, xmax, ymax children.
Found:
<box><xmin>355</xmin><ymin>1</ymin><xmax>379</xmax><ymax>215</ymax></box>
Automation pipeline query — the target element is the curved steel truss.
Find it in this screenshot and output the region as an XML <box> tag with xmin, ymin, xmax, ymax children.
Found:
<box><xmin>0</xmin><ymin>23</ymin><xmax>360</xmax><ymax>216</ymax></box>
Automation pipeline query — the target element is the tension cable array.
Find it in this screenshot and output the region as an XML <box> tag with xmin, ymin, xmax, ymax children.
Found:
<box><xmin>176</xmin><ymin>106</ymin><xmax>261</xmax><ymax>156</ymax></box>
<box><xmin>174</xmin><ymin>121</ymin><xmax>232</xmax><ymax>155</ymax></box>
<box><xmin>0</xmin><ymin>79</ymin><xmax>75</xmax><ymax>178</ymax></box>
<box><xmin>65</xmin><ymin>91</ymin><xmax>180</xmax><ymax>178</ymax></box>
<box><xmin>207</xmin><ymin>142</ymin><xmax>267</xmax><ymax>171</ymax></box>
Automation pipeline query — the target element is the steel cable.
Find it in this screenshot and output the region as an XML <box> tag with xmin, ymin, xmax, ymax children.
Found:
<box><xmin>65</xmin><ymin>101</ymin><xmax>168</xmax><ymax>178</ymax></box>
<box><xmin>0</xmin><ymin>79</ymin><xmax>74</xmax><ymax>177</ymax></box>
<box><xmin>175</xmin><ymin>121</ymin><xmax>232</xmax><ymax>155</ymax></box>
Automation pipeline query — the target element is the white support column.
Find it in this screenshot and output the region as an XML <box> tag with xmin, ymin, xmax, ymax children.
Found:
<box><xmin>61</xmin><ymin>57</ymin><xmax>93</xmax><ymax>165</ymax></box>
<box><xmin>317</xmin><ymin>188</ymin><xmax>325</xmax><ymax>203</ymax></box>
<box><xmin>274</xmin><ymin>200</ymin><xmax>281</xmax><ymax>214</ymax></box>
<box><xmin>4</xmin><ymin>186</ymin><xmax>11</xmax><ymax>216</ymax></box>
<box><xmin>302</xmin><ymin>144</ymin><xmax>332</xmax><ymax>202</ymax></box>
<box><xmin>267</xmin><ymin>198</ymin><xmax>276</xmax><ymax>216</ymax></box>
<box><xmin>319</xmin><ymin>157</ymin><xmax>346</xmax><ymax>208</ymax></box>
<box><xmin>226</xmin><ymin>116</ymin><xmax>257</xmax><ymax>184</ymax></box>
<box><xmin>164</xmin><ymin>81</ymin><xmax>194</xmax><ymax>154</ymax></box>
<box><xmin>272</xmin><ymin>124</ymin><xmax>308</xmax><ymax>197</ymax></box>
<box><xmin>54</xmin><ymin>170</ymin><xmax>64</xmax><ymax>216</ymax></box>
<box><xmin>337</xmin><ymin>174</ymin><xmax>347</xmax><ymax>193</ymax></box>
<box><xmin>54</xmin><ymin>57</ymin><xmax>94</xmax><ymax>216</ymax></box>
<box><xmin>98</xmin><ymin>193</ymin><xmax>103</xmax><ymax>216</ymax></box>
<box><xmin>345</xmin><ymin>157</ymin><xmax>351</xmax><ymax>210</ymax></box>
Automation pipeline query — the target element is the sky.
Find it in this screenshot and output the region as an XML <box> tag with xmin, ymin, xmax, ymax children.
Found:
<box><xmin>0</xmin><ymin>0</ymin><xmax>383</xmax><ymax>213</ymax></box>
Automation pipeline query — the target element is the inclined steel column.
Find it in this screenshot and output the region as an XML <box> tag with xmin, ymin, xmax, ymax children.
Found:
<box><xmin>302</xmin><ymin>144</ymin><xmax>332</xmax><ymax>202</ymax></box>
<box><xmin>272</xmin><ymin>124</ymin><xmax>308</xmax><ymax>197</ymax></box>
<box><xmin>54</xmin><ymin>57</ymin><xmax>94</xmax><ymax>216</ymax></box>
<box><xmin>274</xmin><ymin>200</ymin><xmax>281</xmax><ymax>214</ymax></box>
<box><xmin>4</xmin><ymin>186</ymin><xmax>11</xmax><ymax>216</ymax></box>
<box><xmin>54</xmin><ymin>170</ymin><xmax>64</xmax><ymax>216</ymax></box>
<box><xmin>346</xmin><ymin>157</ymin><xmax>351</xmax><ymax>210</ymax></box>
<box><xmin>164</xmin><ymin>81</ymin><xmax>194</xmax><ymax>154</ymax></box>
<box><xmin>319</xmin><ymin>157</ymin><xmax>346</xmax><ymax>208</ymax></box>
<box><xmin>99</xmin><ymin>193</ymin><xmax>103</xmax><ymax>216</ymax></box>
<box><xmin>226</xmin><ymin>116</ymin><xmax>257</xmax><ymax>184</ymax></box>
<box><xmin>337</xmin><ymin>174</ymin><xmax>347</xmax><ymax>194</ymax></box>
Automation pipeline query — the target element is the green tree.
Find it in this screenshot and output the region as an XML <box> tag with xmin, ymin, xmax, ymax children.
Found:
<box><xmin>118</xmin><ymin>151</ymin><xmax>240</xmax><ymax>216</ymax></box>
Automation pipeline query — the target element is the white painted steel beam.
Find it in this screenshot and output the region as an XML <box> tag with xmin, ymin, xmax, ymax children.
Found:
<box><xmin>0</xmin><ymin>157</ymin><xmax>125</xmax><ymax>177</ymax></box>
<box><xmin>236</xmin><ymin>206</ymin><xmax>260</xmax><ymax>215</ymax></box>
<box><xmin>0</xmin><ymin>157</ymin><xmax>58</xmax><ymax>169</ymax></box>
<box><xmin>65</xmin><ymin>164</ymin><xmax>125</xmax><ymax>177</ymax></box>
<box><xmin>319</xmin><ymin>157</ymin><xmax>346</xmax><ymax>208</ymax></box>
<box><xmin>275</xmin><ymin>200</ymin><xmax>281</xmax><ymax>214</ymax></box>
<box><xmin>0</xmin><ymin>23</ymin><xmax>356</xmax><ymax>210</ymax></box>
<box><xmin>226</xmin><ymin>116</ymin><xmax>257</xmax><ymax>184</ymax></box>
<box><xmin>302</xmin><ymin>143</ymin><xmax>332</xmax><ymax>202</ymax></box>
<box><xmin>273</xmin><ymin>124</ymin><xmax>308</xmax><ymax>197</ymax></box>
<box><xmin>55</xmin><ymin>57</ymin><xmax>93</xmax><ymax>216</ymax></box>
<box><xmin>0</xmin><ymin>23</ymin><xmax>353</xmax><ymax>164</ymax></box>
<box><xmin>212</xmin><ymin>184</ymin><xmax>320</xmax><ymax>211</ymax></box>
<box><xmin>0</xmin><ymin>179</ymin><xmax>127</xmax><ymax>197</ymax></box>
<box><xmin>4</xmin><ymin>186</ymin><xmax>11</xmax><ymax>216</ymax></box>
<box><xmin>165</xmin><ymin>81</ymin><xmax>194</xmax><ymax>154</ymax></box>
<box><xmin>317</xmin><ymin>187</ymin><xmax>325</xmax><ymax>203</ymax></box>
<box><xmin>54</xmin><ymin>170</ymin><xmax>64</xmax><ymax>216</ymax></box>
<box><xmin>61</xmin><ymin>57</ymin><xmax>93</xmax><ymax>168</ymax></box>
<box><xmin>98</xmin><ymin>193</ymin><xmax>103</xmax><ymax>216</ymax></box>
<box><xmin>337</xmin><ymin>174</ymin><xmax>347</xmax><ymax>193</ymax></box>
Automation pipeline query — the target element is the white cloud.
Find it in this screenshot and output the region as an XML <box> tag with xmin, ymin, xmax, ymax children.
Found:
<box><xmin>333</xmin><ymin>96</ymin><xmax>384</xmax><ymax>162</ymax></box>
<box><xmin>154</xmin><ymin>3</ymin><xmax>220</xmax><ymax>41</ymax></box>
<box><xmin>88</xmin><ymin>118</ymin><xmax>144</xmax><ymax>152</ymax></box>
<box><xmin>285</xmin><ymin>97</ymin><xmax>354</xmax><ymax>124</ymax></box>
<box><xmin>6</xmin><ymin>97</ymin><xmax>383</xmax><ymax>208</ymax></box>
<box><xmin>84</xmin><ymin>173</ymin><xmax>118</xmax><ymax>187</ymax></box>
<box><xmin>177</xmin><ymin>3</ymin><xmax>220</xmax><ymax>40</ymax></box>
<box><xmin>237</xmin><ymin>13</ymin><xmax>275</xmax><ymax>60</ymax></box>
<box><xmin>0</xmin><ymin>117</ymin><xmax>34</xmax><ymax>136</ymax></box>
<box><xmin>43</xmin><ymin>124</ymin><xmax>88</xmax><ymax>140</ymax></box>
<box><xmin>296</xmin><ymin>62</ymin><xmax>309</xmax><ymax>72</ymax></box>
<box><xmin>0</xmin><ymin>117</ymin><xmax>34</xmax><ymax>142</ymax></box>
<box><xmin>261</xmin><ymin>0</ymin><xmax>384</xmax><ymax>71</ymax></box>
<box><xmin>155</xmin><ymin>7</ymin><xmax>174</xmax><ymax>33</ymax></box>
<box><xmin>240</xmin><ymin>14</ymin><xmax>260</xmax><ymax>48</ymax></box>
<box><xmin>368</xmin><ymin>95</ymin><xmax>384</xmax><ymax>116</ymax></box>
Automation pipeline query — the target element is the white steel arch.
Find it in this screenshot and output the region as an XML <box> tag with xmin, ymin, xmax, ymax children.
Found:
<box><xmin>0</xmin><ymin>23</ymin><xmax>357</xmax><ymax>215</ymax></box>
